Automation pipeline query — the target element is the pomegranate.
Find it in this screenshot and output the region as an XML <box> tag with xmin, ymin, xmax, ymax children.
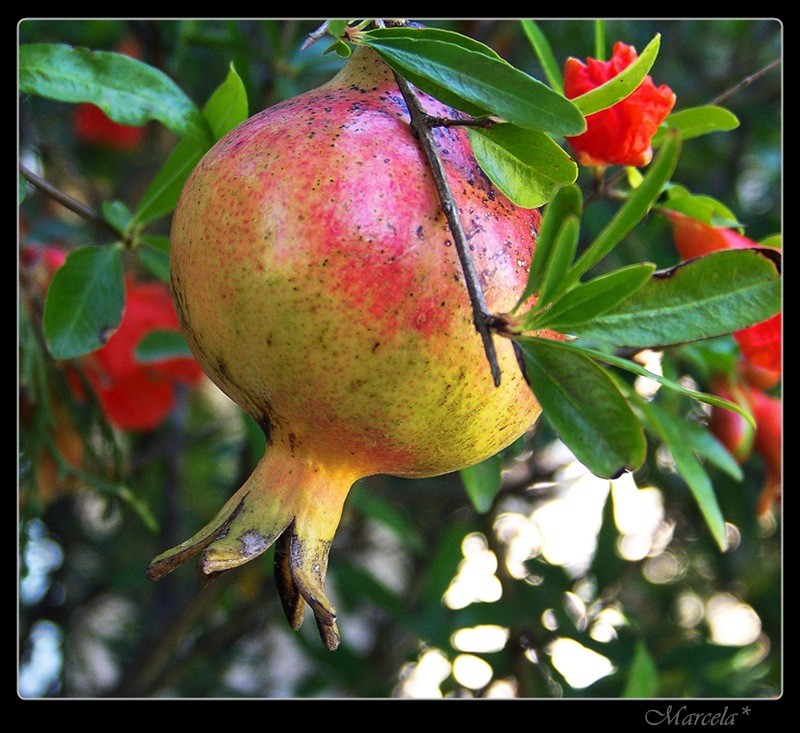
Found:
<box><xmin>147</xmin><ymin>47</ymin><xmax>543</xmax><ymax>649</ymax></box>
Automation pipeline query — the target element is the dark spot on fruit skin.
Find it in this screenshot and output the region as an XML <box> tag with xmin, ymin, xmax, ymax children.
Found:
<box><xmin>371</xmin><ymin>342</ymin><xmax>380</xmax><ymax>353</ymax></box>
<box><xmin>288</xmin><ymin>432</ymin><xmax>297</xmax><ymax>456</ymax></box>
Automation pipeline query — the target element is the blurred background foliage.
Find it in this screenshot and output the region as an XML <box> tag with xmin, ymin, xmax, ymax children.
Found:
<box><xmin>18</xmin><ymin>19</ymin><xmax>781</xmax><ymax>699</ymax></box>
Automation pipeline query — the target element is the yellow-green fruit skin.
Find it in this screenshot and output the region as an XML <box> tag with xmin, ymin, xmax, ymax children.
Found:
<box><xmin>169</xmin><ymin>47</ymin><xmax>542</xmax><ymax>480</ymax></box>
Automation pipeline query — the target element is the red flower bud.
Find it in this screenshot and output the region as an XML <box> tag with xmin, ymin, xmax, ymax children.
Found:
<box><xmin>708</xmin><ymin>378</ymin><xmax>782</xmax><ymax>517</ymax></box>
<box><xmin>665</xmin><ymin>211</ymin><xmax>756</xmax><ymax>260</ymax></box>
<box><xmin>736</xmin><ymin>357</ymin><xmax>781</xmax><ymax>391</ymax></box>
<box><xmin>708</xmin><ymin>379</ymin><xmax>755</xmax><ymax>463</ymax></box>
<box><xmin>564</xmin><ymin>41</ymin><xmax>676</xmax><ymax>167</ymax></box>
<box><xmin>748</xmin><ymin>388</ymin><xmax>782</xmax><ymax>517</ymax></box>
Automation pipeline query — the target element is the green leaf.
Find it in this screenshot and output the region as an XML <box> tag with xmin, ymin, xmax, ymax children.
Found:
<box><xmin>536</xmin><ymin>214</ymin><xmax>579</xmax><ymax>308</ymax></box>
<box><xmin>101</xmin><ymin>199</ymin><xmax>132</xmax><ymax>235</ymax></box>
<box><xmin>460</xmin><ymin>453</ymin><xmax>503</xmax><ymax>514</ymax></box>
<box><xmin>43</xmin><ymin>245</ymin><xmax>125</xmax><ymax>360</ymax></box>
<box><xmin>680</xmin><ymin>418</ymin><xmax>744</xmax><ymax>482</ymax></box>
<box><xmin>132</xmin><ymin>136</ymin><xmax>206</xmax><ymax>227</ymax></box>
<box><xmin>564</xmin><ymin>342</ymin><xmax>757</xmax><ymax>429</ymax></box>
<box><xmin>134</xmin><ymin>329</ymin><xmax>193</xmax><ymax>363</ymax></box>
<box><xmin>622</xmin><ymin>641</ymin><xmax>659</xmax><ymax>697</ymax></box>
<box><xmin>520</xmin><ymin>20</ymin><xmax>563</xmax><ymax>95</ymax></box>
<box><xmin>326</xmin><ymin>39</ymin><xmax>352</xmax><ymax>58</ymax></box>
<box><xmin>467</xmin><ymin>124</ymin><xmax>577</xmax><ymax>208</ymax></box>
<box><xmin>133</xmin><ymin>64</ymin><xmax>249</xmax><ymax>227</ymax></box>
<box><xmin>518</xmin><ymin>337</ymin><xmax>646</xmax><ymax>478</ymax></box>
<box><xmin>653</xmin><ymin>105</ymin><xmax>739</xmax><ymax>145</ymax></box>
<box><xmin>571</xmin><ymin>35</ymin><xmax>661</xmax><ymax>116</ymax></box>
<box><xmin>19</xmin><ymin>172</ymin><xmax>28</xmax><ymax>204</ymax></box>
<box><xmin>567</xmin><ymin>131</ymin><xmax>681</xmax><ymax>286</ymax></box>
<box><xmin>139</xmin><ymin>234</ymin><xmax>171</xmax><ymax>254</ymax></box>
<box><xmin>573</xmin><ymin>248</ymin><xmax>781</xmax><ymax>349</ymax></box>
<box><xmin>361</xmin><ymin>27</ymin><xmax>586</xmax><ymax>135</ymax></box>
<box><xmin>637</xmin><ymin>399</ymin><xmax>728</xmax><ymax>550</ymax></box>
<box><xmin>759</xmin><ymin>233</ymin><xmax>781</xmax><ymax>249</ymax></box>
<box><xmin>527</xmin><ymin>263</ymin><xmax>656</xmax><ymax>331</ymax></box>
<box><xmin>203</xmin><ymin>62</ymin><xmax>249</xmax><ymax>140</ymax></box>
<box><xmin>326</xmin><ymin>19</ymin><xmax>349</xmax><ymax>38</ymax></box>
<box><xmin>660</xmin><ymin>188</ymin><xmax>742</xmax><ymax>229</ymax></box>
<box><xmin>514</xmin><ymin>183</ymin><xmax>582</xmax><ymax>311</ymax></box>
<box><xmin>19</xmin><ymin>43</ymin><xmax>208</xmax><ymax>140</ymax></box>
<box><xmin>138</xmin><ymin>244</ymin><xmax>171</xmax><ymax>283</ymax></box>
<box><xmin>357</xmin><ymin>28</ymin><xmax>500</xmax><ymax>117</ymax></box>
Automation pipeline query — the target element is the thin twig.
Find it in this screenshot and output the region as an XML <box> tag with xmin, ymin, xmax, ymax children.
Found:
<box><xmin>19</xmin><ymin>163</ymin><xmax>126</xmax><ymax>244</ymax></box>
<box><xmin>300</xmin><ymin>20</ymin><xmax>331</xmax><ymax>50</ymax></box>
<box><xmin>391</xmin><ymin>71</ymin><xmax>503</xmax><ymax>386</ymax></box>
<box><xmin>709</xmin><ymin>57</ymin><xmax>781</xmax><ymax>106</ymax></box>
<box><xmin>426</xmin><ymin>116</ymin><xmax>495</xmax><ymax>129</ymax></box>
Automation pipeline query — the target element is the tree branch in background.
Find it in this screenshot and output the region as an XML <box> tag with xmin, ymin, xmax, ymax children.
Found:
<box><xmin>19</xmin><ymin>164</ymin><xmax>130</xmax><ymax>245</ymax></box>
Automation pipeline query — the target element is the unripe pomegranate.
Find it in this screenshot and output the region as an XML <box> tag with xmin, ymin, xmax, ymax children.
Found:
<box><xmin>147</xmin><ymin>47</ymin><xmax>544</xmax><ymax>649</ymax></box>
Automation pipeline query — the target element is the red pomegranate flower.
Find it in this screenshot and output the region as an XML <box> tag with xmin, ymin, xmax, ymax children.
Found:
<box><xmin>564</xmin><ymin>41</ymin><xmax>676</xmax><ymax>167</ymax></box>
<box><xmin>23</xmin><ymin>244</ymin><xmax>203</xmax><ymax>431</ymax></box>
<box><xmin>78</xmin><ymin>278</ymin><xmax>204</xmax><ymax>430</ymax></box>
<box><xmin>708</xmin><ymin>377</ymin><xmax>781</xmax><ymax>517</ymax></box>
<box><xmin>666</xmin><ymin>211</ymin><xmax>781</xmax><ymax>377</ymax></box>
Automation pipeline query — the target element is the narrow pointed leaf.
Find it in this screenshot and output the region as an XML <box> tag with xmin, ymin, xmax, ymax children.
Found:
<box><xmin>518</xmin><ymin>337</ymin><xmax>646</xmax><ymax>478</ymax></box>
<box><xmin>622</xmin><ymin>642</ymin><xmax>659</xmax><ymax>697</ymax></box>
<box><xmin>515</xmin><ymin>183</ymin><xmax>582</xmax><ymax>311</ymax></box>
<box><xmin>537</xmin><ymin>215</ymin><xmax>579</xmax><ymax>308</ymax></box>
<box><xmin>43</xmin><ymin>245</ymin><xmax>125</xmax><ymax>360</ymax></box>
<box><xmin>527</xmin><ymin>263</ymin><xmax>655</xmax><ymax>331</ymax></box>
<box><xmin>520</xmin><ymin>20</ymin><xmax>564</xmax><ymax>94</ymax></box>
<box><xmin>138</xmin><ymin>243</ymin><xmax>171</xmax><ymax>283</ymax></box>
<box><xmin>467</xmin><ymin>124</ymin><xmax>577</xmax><ymax>208</ymax></box>
<box><xmin>570</xmin><ymin>35</ymin><xmax>661</xmax><ymax>116</ymax></box>
<box><xmin>361</xmin><ymin>28</ymin><xmax>586</xmax><ymax>135</ymax></box>
<box><xmin>19</xmin><ymin>43</ymin><xmax>208</xmax><ymax>140</ymax></box>
<box><xmin>653</xmin><ymin>105</ymin><xmax>739</xmax><ymax>145</ymax></box>
<box><xmin>573</xmin><ymin>248</ymin><xmax>781</xmax><ymax>348</ymax></box>
<box><xmin>133</xmin><ymin>137</ymin><xmax>206</xmax><ymax>227</ymax></box>
<box><xmin>637</xmin><ymin>399</ymin><xmax>728</xmax><ymax>551</ymax></box>
<box><xmin>567</xmin><ymin>132</ymin><xmax>681</xmax><ymax>286</ymax></box>
<box><xmin>202</xmin><ymin>62</ymin><xmax>249</xmax><ymax>140</ymax></box>
<box><xmin>100</xmin><ymin>200</ymin><xmax>132</xmax><ymax>235</ymax></box>
<box><xmin>679</xmin><ymin>418</ymin><xmax>744</xmax><ymax>482</ymax></box>
<box><xmin>460</xmin><ymin>453</ymin><xmax>503</xmax><ymax>514</ymax></box>
<box><xmin>566</xmin><ymin>342</ymin><xmax>757</xmax><ymax>429</ymax></box>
